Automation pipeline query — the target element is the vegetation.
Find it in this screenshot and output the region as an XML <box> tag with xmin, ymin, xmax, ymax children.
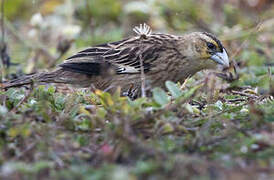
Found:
<box><xmin>0</xmin><ymin>0</ymin><xmax>273</xmax><ymax>179</ymax></box>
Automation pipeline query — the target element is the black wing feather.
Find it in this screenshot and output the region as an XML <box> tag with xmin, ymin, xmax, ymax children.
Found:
<box><xmin>60</xmin><ymin>34</ymin><xmax>168</xmax><ymax>75</ymax></box>
<box><xmin>60</xmin><ymin>62</ymin><xmax>107</xmax><ymax>75</ymax></box>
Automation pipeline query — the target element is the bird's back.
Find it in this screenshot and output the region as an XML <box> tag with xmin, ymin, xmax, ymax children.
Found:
<box><xmin>2</xmin><ymin>25</ymin><xmax>229</xmax><ymax>99</ymax></box>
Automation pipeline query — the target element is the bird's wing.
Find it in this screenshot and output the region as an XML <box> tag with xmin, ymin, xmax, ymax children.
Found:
<box><xmin>59</xmin><ymin>34</ymin><xmax>167</xmax><ymax>75</ymax></box>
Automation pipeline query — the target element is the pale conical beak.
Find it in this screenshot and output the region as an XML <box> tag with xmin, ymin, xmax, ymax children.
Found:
<box><xmin>210</xmin><ymin>48</ymin><xmax>230</xmax><ymax>68</ymax></box>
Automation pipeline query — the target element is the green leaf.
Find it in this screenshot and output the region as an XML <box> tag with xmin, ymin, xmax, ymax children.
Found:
<box><xmin>47</xmin><ymin>85</ymin><xmax>56</xmax><ymax>94</ymax></box>
<box><xmin>1</xmin><ymin>161</ymin><xmax>54</xmax><ymax>174</ymax></box>
<box><xmin>5</xmin><ymin>88</ymin><xmax>25</xmax><ymax>107</ymax></box>
<box><xmin>165</xmin><ymin>81</ymin><xmax>182</xmax><ymax>98</ymax></box>
<box><xmin>215</xmin><ymin>100</ymin><xmax>223</xmax><ymax>111</ymax></box>
<box><xmin>128</xmin><ymin>97</ymin><xmax>147</xmax><ymax>108</ymax></box>
<box><xmin>182</xmin><ymin>84</ymin><xmax>202</xmax><ymax>99</ymax></box>
<box><xmin>97</xmin><ymin>107</ymin><xmax>107</xmax><ymax>119</ymax></box>
<box><xmin>161</xmin><ymin>123</ymin><xmax>174</xmax><ymax>134</ymax></box>
<box><xmin>152</xmin><ymin>88</ymin><xmax>169</xmax><ymax>107</ymax></box>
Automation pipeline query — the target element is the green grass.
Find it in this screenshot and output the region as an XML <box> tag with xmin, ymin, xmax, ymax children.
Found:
<box><xmin>0</xmin><ymin>78</ymin><xmax>273</xmax><ymax>179</ymax></box>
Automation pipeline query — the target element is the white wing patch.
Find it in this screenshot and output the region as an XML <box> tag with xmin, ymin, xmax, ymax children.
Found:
<box><xmin>116</xmin><ymin>64</ymin><xmax>139</xmax><ymax>74</ymax></box>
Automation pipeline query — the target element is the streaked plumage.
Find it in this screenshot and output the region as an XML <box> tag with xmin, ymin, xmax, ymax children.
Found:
<box><xmin>1</xmin><ymin>24</ymin><xmax>230</xmax><ymax>98</ymax></box>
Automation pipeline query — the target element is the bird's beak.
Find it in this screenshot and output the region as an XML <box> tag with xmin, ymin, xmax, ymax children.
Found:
<box><xmin>210</xmin><ymin>48</ymin><xmax>230</xmax><ymax>68</ymax></box>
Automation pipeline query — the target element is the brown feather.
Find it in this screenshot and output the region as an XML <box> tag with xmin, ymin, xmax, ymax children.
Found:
<box><xmin>1</xmin><ymin>31</ymin><xmax>228</xmax><ymax>98</ymax></box>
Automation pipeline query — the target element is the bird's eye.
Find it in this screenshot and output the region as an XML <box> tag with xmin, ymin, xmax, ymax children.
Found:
<box><xmin>207</xmin><ymin>42</ymin><xmax>216</xmax><ymax>50</ymax></box>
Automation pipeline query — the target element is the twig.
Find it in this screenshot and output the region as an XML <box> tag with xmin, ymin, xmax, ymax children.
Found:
<box><xmin>134</xmin><ymin>23</ymin><xmax>152</xmax><ymax>98</ymax></box>
<box><xmin>112</xmin><ymin>115</ymin><xmax>167</xmax><ymax>160</ymax></box>
<box><xmin>13</xmin><ymin>142</ymin><xmax>37</xmax><ymax>160</ymax></box>
<box><xmin>226</xmin><ymin>98</ymin><xmax>247</xmax><ymax>103</ymax></box>
<box><xmin>231</xmin><ymin>90</ymin><xmax>258</xmax><ymax>99</ymax></box>
<box><xmin>4</xmin><ymin>19</ymin><xmax>32</xmax><ymax>49</ymax></box>
<box><xmin>139</xmin><ymin>49</ymin><xmax>146</xmax><ymax>98</ymax></box>
<box><xmin>227</xmin><ymin>22</ymin><xmax>263</xmax><ymax>60</ymax></box>
<box><xmin>132</xmin><ymin>83</ymin><xmax>203</xmax><ymax>128</ymax></box>
<box><xmin>11</xmin><ymin>83</ymin><xmax>34</xmax><ymax>111</ymax></box>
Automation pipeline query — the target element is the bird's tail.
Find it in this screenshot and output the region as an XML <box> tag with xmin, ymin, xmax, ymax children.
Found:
<box><xmin>0</xmin><ymin>69</ymin><xmax>66</xmax><ymax>89</ymax></box>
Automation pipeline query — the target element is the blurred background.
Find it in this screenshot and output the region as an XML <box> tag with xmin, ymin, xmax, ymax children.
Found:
<box><xmin>1</xmin><ymin>0</ymin><xmax>273</xmax><ymax>77</ymax></box>
<box><xmin>0</xmin><ymin>1</ymin><xmax>273</xmax><ymax>179</ymax></box>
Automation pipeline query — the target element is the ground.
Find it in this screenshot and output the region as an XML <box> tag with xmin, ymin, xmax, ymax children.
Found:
<box><xmin>0</xmin><ymin>0</ymin><xmax>273</xmax><ymax>179</ymax></box>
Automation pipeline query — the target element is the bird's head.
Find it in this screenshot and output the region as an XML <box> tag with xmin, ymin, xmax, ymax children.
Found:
<box><xmin>181</xmin><ymin>32</ymin><xmax>230</xmax><ymax>69</ymax></box>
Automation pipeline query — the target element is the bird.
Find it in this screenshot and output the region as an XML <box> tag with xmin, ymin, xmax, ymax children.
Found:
<box><xmin>1</xmin><ymin>24</ymin><xmax>230</xmax><ymax>99</ymax></box>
